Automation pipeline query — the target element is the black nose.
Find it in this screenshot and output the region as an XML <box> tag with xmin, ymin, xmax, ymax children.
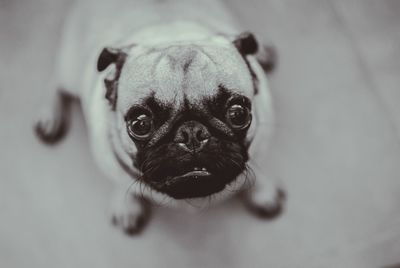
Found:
<box><xmin>174</xmin><ymin>121</ymin><xmax>210</xmax><ymax>152</ymax></box>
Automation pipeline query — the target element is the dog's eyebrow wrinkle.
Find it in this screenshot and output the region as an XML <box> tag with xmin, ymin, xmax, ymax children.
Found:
<box><xmin>183</xmin><ymin>56</ymin><xmax>194</xmax><ymax>73</ymax></box>
<box><xmin>166</xmin><ymin>47</ymin><xmax>198</xmax><ymax>74</ymax></box>
<box><xmin>208</xmin><ymin>84</ymin><xmax>233</xmax><ymax>108</ymax></box>
<box><xmin>151</xmin><ymin>52</ymin><xmax>169</xmax><ymax>77</ymax></box>
<box><xmin>145</xmin><ymin>94</ymin><xmax>168</xmax><ymax>114</ymax></box>
<box><xmin>197</xmin><ymin>47</ymin><xmax>218</xmax><ymax>65</ymax></box>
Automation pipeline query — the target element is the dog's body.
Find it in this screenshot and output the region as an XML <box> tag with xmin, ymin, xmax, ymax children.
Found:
<box><xmin>35</xmin><ymin>0</ymin><xmax>285</xmax><ymax>234</ymax></box>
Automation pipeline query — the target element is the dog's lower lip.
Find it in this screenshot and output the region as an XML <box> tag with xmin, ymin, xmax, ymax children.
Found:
<box><xmin>163</xmin><ymin>170</ymin><xmax>212</xmax><ymax>186</ymax></box>
<box><xmin>181</xmin><ymin>170</ymin><xmax>211</xmax><ymax>178</ymax></box>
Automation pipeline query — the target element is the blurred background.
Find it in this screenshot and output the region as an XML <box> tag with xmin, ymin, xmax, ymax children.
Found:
<box><xmin>1</xmin><ymin>0</ymin><xmax>400</xmax><ymax>267</ymax></box>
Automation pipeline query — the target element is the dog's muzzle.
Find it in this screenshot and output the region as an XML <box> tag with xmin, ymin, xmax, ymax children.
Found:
<box><xmin>142</xmin><ymin>120</ymin><xmax>244</xmax><ymax>199</ymax></box>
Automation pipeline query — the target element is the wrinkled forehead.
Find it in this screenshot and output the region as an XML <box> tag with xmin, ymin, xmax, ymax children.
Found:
<box><xmin>117</xmin><ymin>44</ymin><xmax>254</xmax><ymax>112</ymax></box>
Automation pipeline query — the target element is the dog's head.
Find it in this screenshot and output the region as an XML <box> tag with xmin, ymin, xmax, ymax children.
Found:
<box><xmin>97</xmin><ymin>33</ymin><xmax>261</xmax><ymax>200</ymax></box>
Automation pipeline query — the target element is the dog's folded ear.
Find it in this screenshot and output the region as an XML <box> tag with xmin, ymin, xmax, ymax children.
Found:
<box><xmin>97</xmin><ymin>47</ymin><xmax>127</xmax><ymax>72</ymax></box>
<box><xmin>233</xmin><ymin>32</ymin><xmax>277</xmax><ymax>73</ymax></box>
<box><xmin>233</xmin><ymin>32</ymin><xmax>259</xmax><ymax>56</ymax></box>
<box><xmin>96</xmin><ymin>47</ymin><xmax>130</xmax><ymax>110</ymax></box>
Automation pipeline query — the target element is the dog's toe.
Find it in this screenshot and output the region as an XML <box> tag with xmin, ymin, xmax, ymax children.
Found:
<box><xmin>111</xmin><ymin>196</ymin><xmax>151</xmax><ymax>236</ymax></box>
<box><xmin>35</xmin><ymin>114</ymin><xmax>68</xmax><ymax>145</ymax></box>
<box><xmin>34</xmin><ymin>91</ymin><xmax>72</xmax><ymax>145</ymax></box>
<box><xmin>112</xmin><ymin>212</ymin><xmax>149</xmax><ymax>235</ymax></box>
<box><xmin>243</xmin><ymin>188</ymin><xmax>286</xmax><ymax>220</ymax></box>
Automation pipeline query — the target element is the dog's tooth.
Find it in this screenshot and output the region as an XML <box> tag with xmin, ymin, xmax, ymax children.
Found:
<box><xmin>194</xmin><ymin>167</ymin><xmax>200</xmax><ymax>171</ymax></box>
<box><xmin>201</xmin><ymin>167</ymin><xmax>207</xmax><ymax>171</ymax></box>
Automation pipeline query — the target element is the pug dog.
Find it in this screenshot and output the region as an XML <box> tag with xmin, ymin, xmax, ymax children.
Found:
<box><xmin>34</xmin><ymin>0</ymin><xmax>285</xmax><ymax>234</ymax></box>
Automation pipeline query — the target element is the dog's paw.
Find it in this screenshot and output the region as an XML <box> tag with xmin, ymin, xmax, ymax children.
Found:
<box><xmin>111</xmin><ymin>195</ymin><xmax>151</xmax><ymax>235</ymax></box>
<box><xmin>34</xmin><ymin>92</ymin><xmax>72</xmax><ymax>145</ymax></box>
<box><xmin>35</xmin><ymin>112</ymin><xmax>68</xmax><ymax>145</ymax></box>
<box><xmin>242</xmin><ymin>187</ymin><xmax>286</xmax><ymax>219</ymax></box>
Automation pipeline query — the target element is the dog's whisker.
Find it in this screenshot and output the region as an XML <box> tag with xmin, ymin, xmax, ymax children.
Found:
<box><xmin>124</xmin><ymin>179</ymin><xmax>140</xmax><ymax>203</ymax></box>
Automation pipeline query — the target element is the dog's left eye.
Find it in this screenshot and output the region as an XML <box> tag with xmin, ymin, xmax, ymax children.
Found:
<box><xmin>226</xmin><ymin>104</ymin><xmax>252</xmax><ymax>130</ymax></box>
<box><xmin>127</xmin><ymin>114</ymin><xmax>153</xmax><ymax>140</ymax></box>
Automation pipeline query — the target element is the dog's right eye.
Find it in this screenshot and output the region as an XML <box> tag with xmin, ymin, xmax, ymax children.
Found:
<box><xmin>226</xmin><ymin>104</ymin><xmax>252</xmax><ymax>130</ymax></box>
<box><xmin>127</xmin><ymin>114</ymin><xmax>153</xmax><ymax>140</ymax></box>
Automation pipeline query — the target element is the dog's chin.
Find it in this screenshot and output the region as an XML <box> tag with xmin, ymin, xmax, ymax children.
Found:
<box><xmin>162</xmin><ymin>175</ymin><xmax>228</xmax><ymax>200</ymax></box>
<box><xmin>146</xmin><ymin>168</ymin><xmax>239</xmax><ymax>200</ymax></box>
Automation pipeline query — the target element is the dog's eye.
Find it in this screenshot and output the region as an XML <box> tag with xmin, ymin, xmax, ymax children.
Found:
<box><xmin>127</xmin><ymin>114</ymin><xmax>153</xmax><ymax>140</ymax></box>
<box><xmin>226</xmin><ymin>104</ymin><xmax>252</xmax><ymax>130</ymax></box>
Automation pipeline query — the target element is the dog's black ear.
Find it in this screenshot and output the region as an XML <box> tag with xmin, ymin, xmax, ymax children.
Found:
<box><xmin>233</xmin><ymin>32</ymin><xmax>277</xmax><ymax>73</ymax></box>
<box><xmin>97</xmin><ymin>47</ymin><xmax>127</xmax><ymax>72</ymax></box>
<box><xmin>233</xmin><ymin>32</ymin><xmax>259</xmax><ymax>55</ymax></box>
<box><xmin>97</xmin><ymin>47</ymin><xmax>129</xmax><ymax>110</ymax></box>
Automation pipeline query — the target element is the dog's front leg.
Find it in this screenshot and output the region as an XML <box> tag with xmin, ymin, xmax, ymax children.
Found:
<box><xmin>111</xmin><ymin>186</ymin><xmax>152</xmax><ymax>235</ymax></box>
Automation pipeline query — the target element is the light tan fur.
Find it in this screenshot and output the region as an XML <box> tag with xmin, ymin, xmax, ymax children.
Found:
<box><xmin>35</xmin><ymin>0</ymin><xmax>284</xmax><ymax>234</ymax></box>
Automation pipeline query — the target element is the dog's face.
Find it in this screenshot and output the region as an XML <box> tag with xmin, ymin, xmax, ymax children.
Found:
<box><xmin>98</xmin><ymin>33</ymin><xmax>259</xmax><ymax>199</ymax></box>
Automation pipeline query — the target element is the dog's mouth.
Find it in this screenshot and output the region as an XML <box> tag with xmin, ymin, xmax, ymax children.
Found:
<box><xmin>147</xmin><ymin>165</ymin><xmax>234</xmax><ymax>199</ymax></box>
<box><xmin>167</xmin><ymin>167</ymin><xmax>211</xmax><ymax>182</ymax></box>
